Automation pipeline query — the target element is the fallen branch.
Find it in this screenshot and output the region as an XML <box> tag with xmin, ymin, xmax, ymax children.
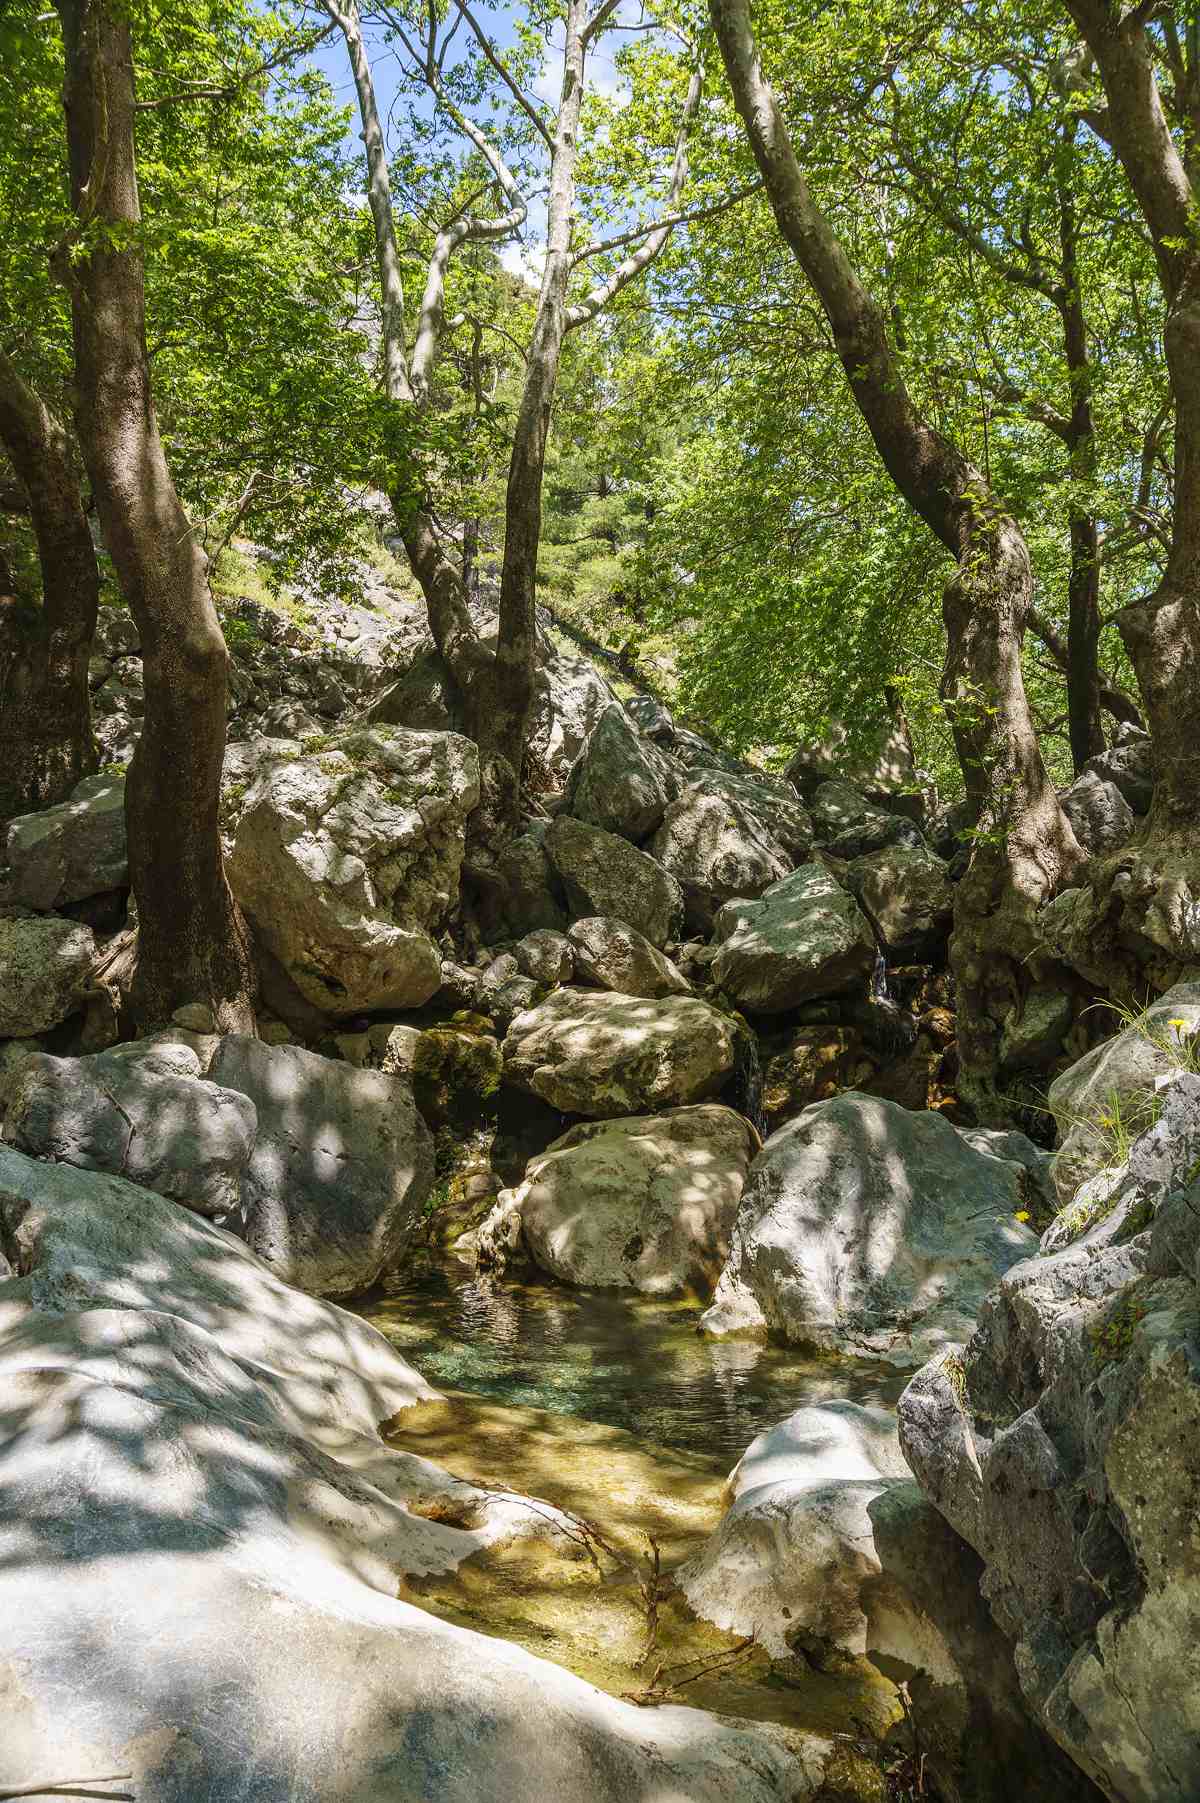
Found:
<box><xmin>0</xmin><ymin>1779</ymin><xmax>134</xmax><ymax>1801</ymax></box>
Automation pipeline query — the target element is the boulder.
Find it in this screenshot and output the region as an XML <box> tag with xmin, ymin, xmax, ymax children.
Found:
<box><xmin>897</xmin><ymin>1110</ymin><xmax>1200</xmax><ymax>1803</ymax></box>
<box><xmin>496</xmin><ymin>818</ymin><xmax>568</xmax><ymax>933</ymax></box>
<box><xmin>491</xmin><ymin>1104</ymin><xmax>757</xmax><ymax>1296</ymax></box>
<box><xmin>847</xmin><ymin>845</ymin><xmax>953</xmax><ymax>960</ymax></box>
<box><xmin>0</xmin><ymin>912</ymin><xmax>95</xmax><ymax>1037</ymax></box>
<box><xmin>0</xmin><ymin>1146</ymin><xmax>824</xmax><ymax>1803</ymax></box>
<box><xmin>625</xmin><ymin>692</ymin><xmax>675</xmax><ymax>741</ymax></box>
<box><xmin>808</xmin><ymin>779</ymin><xmax>923</xmax><ymax>859</ymax></box>
<box><xmin>208</xmin><ymin>1035</ymin><xmax>434</xmax><ymax>1297</ymax></box>
<box><xmin>502</xmin><ymin>987</ymin><xmax>737</xmax><ymax>1118</ymax></box>
<box><xmin>700</xmin><ymin>1092</ymin><xmax>1041</xmax><ymax>1364</ymax></box>
<box><xmin>787</xmin><ymin>723</ymin><xmax>919</xmax><ymax>810</ymax></box>
<box><xmin>226</xmin><ymin>726</ymin><xmax>478</xmax><ymax>1015</ymax></box>
<box><xmin>3</xmin><ymin>771</ymin><xmax>127</xmax><ymax>910</ymax></box>
<box><xmin>2</xmin><ymin>1038</ymin><xmax>256</xmax><ymax>1219</ymax></box>
<box><xmin>1048</xmin><ymin>981</ymin><xmax>1200</xmax><ymax>1201</ymax></box>
<box><xmin>1058</xmin><ymin>769</ymin><xmax>1135</xmax><ymax>855</ymax></box>
<box><xmin>567</xmin><ymin>916</ymin><xmax>691</xmax><ymax>998</ymax></box>
<box><xmin>546</xmin><ymin>814</ymin><xmax>683</xmax><ymax>946</ymax></box>
<box><xmin>648</xmin><ymin>776</ymin><xmax>808</xmax><ymax>933</ymax></box>
<box><xmin>672</xmin><ymin>728</ymin><xmax>751</xmax><ymax>776</ymax></box>
<box><xmin>564</xmin><ymin>702</ymin><xmax>681</xmax><ymax>841</ymax></box>
<box><xmin>679</xmin><ymin>1401</ymin><xmax>909</xmax><ymax>1660</ymax></box>
<box><xmin>710</xmin><ymin>866</ymin><xmax>877</xmax><ymax>1014</ymax></box>
<box><xmin>1081</xmin><ymin>732</ymin><xmax>1154</xmax><ymax>816</ymax></box>
<box><xmin>512</xmin><ymin>927</ymin><xmax>574</xmax><ymax>985</ymax></box>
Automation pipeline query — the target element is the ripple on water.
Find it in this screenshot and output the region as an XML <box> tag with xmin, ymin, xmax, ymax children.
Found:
<box><xmin>358</xmin><ymin>1258</ymin><xmax>905</xmax><ymax>1462</ymax></box>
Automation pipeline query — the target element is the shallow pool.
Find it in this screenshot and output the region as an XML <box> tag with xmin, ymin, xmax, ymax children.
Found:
<box><xmin>360</xmin><ymin>1257</ymin><xmax>905</xmax><ymax>1462</ymax></box>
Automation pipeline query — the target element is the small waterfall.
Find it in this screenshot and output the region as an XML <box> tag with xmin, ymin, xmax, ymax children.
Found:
<box><xmin>858</xmin><ymin>944</ymin><xmax>918</xmax><ymax>1056</ymax></box>
<box><xmin>728</xmin><ymin>1016</ymin><xmax>766</xmax><ymax>1138</ymax></box>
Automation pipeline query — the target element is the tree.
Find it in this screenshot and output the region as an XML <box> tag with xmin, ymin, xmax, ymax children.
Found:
<box><xmin>321</xmin><ymin>0</ymin><xmax>709</xmax><ymax>869</ymax></box>
<box><xmin>55</xmin><ymin>0</ymin><xmax>255</xmax><ymax>1029</ymax></box>
<box><xmin>0</xmin><ymin>354</ymin><xmax>98</xmax><ymax>819</ymax></box>
<box><xmin>708</xmin><ymin>0</ymin><xmax>1085</xmax><ymax>1115</ymax></box>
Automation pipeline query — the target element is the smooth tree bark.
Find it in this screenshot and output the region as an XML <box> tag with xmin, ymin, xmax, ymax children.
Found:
<box><xmin>55</xmin><ymin>0</ymin><xmax>254</xmax><ymax>1029</ymax></box>
<box><xmin>324</xmin><ymin>0</ymin><xmax>701</xmax><ymax>871</ymax></box>
<box><xmin>710</xmin><ymin>0</ymin><xmax>1085</xmax><ymax>1115</ymax></box>
<box><xmin>1062</xmin><ymin>0</ymin><xmax>1200</xmax><ymax>826</ymax></box>
<box><xmin>0</xmin><ymin>353</ymin><xmax>97</xmax><ymax>820</ymax></box>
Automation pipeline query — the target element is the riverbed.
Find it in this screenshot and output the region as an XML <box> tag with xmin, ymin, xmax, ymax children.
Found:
<box><xmin>356</xmin><ymin>1257</ymin><xmax>907</xmax><ymax>1762</ymax></box>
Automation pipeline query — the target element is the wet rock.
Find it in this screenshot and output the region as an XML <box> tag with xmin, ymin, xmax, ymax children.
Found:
<box><xmin>0</xmin><ymin>912</ymin><xmax>95</xmax><ymax>1037</ymax></box>
<box><xmin>502</xmin><ymin>987</ymin><xmax>737</xmax><ymax>1118</ymax></box>
<box><xmin>762</xmin><ymin>1027</ymin><xmax>873</xmax><ymax>1131</ymax></box>
<box><xmin>711</xmin><ymin>865</ymin><xmax>876</xmax><ymax>1014</ymax></box>
<box><xmin>226</xmin><ymin>726</ymin><xmax>477</xmax><ymax>1016</ymax></box>
<box><xmin>546</xmin><ymin>815</ymin><xmax>683</xmax><ymax>947</ymax></box>
<box><xmin>488</xmin><ymin>1103</ymin><xmax>758</xmax><ymax>1296</ymax></box>
<box><xmin>567</xmin><ymin>916</ymin><xmax>691</xmax><ymax>998</ymax></box>
<box><xmin>209</xmin><ymin>1035</ymin><xmax>434</xmax><ymax>1298</ymax></box>
<box><xmin>701</xmin><ymin>1092</ymin><xmax>1040</xmax><ymax>1363</ymax></box>
<box><xmin>679</xmin><ymin>1401</ymin><xmax>908</xmax><ymax>1660</ymax></box>
<box><xmin>4</xmin><ymin>772</ymin><xmax>127</xmax><ymax>911</ymax></box>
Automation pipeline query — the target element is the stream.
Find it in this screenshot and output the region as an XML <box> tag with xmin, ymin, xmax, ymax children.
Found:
<box><xmin>353</xmin><ymin>1257</ymin><xmax>908</xmax><ymax>1757</ymax></box>
<box><xmin>363</xmin><ymin>1255</ymin><xmax>905</xmax><ymax>1462</ymax></box>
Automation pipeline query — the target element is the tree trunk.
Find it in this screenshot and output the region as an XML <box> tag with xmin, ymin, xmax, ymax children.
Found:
<box><xmin>1056</xmin><ymin>128</ymin><xmax>1106</xmax><ymax>771</ymax></box>
<box><xmin>710</xmin><ymin>0</ymin><xmax>1084</xmax><ymax>1117</ymax></box>
<box><xmin>0</xmin><ymin>356</ymin><xmax>97</xmax><ymax>820</ymax></box>
<box><xmin>56</xmin><ymin>0</ymin><xmax>254</xmax><ymax>1031</ymax></box>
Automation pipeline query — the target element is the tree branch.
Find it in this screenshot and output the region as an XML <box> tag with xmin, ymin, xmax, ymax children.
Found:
<box><xmin>133</xmin><ymin>24</ymin><xmax>333</xmax><ymax>110</ymax></box>
<box><xmin>566</xmin><ymin>66</ymin><xmax>702</xmax><ymax>328</ymax></box>
<box><xmin>451</xmin><ymin>0</ymin><xmax>554</xmax><ymax>149</ymax></box>
<box><xmin>572</xmin><ymin>178</ymin><xmax>762</xmax><ymax>264</ymax></box>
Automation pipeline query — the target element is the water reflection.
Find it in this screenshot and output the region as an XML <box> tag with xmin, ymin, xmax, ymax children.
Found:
<box><xmin>359</xmin><ymin>1260</ymin><xmax>904</xmax><ymax>1461</ymax></box>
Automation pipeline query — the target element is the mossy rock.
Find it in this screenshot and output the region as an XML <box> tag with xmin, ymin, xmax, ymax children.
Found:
<box><xmin>412</xmin><ymin>1027</ymin><xmax>502</xmax><ymax>1134</ymax></box>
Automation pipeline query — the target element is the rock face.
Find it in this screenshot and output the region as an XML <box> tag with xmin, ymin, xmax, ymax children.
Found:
<box><xmin>679</xmin><ymin>1401</ymin><xmax>909</xmax><ymax>1660</ymax></box>
<box><xmin>1081</xmin><ymin>732</ymin><xmax>1153</xmax><ymax>816</ymax></box>
<box><xmin>2</xmin><ymin>1038</ymin><xmax>256</xmax><ymax>1219</ymax></box>
<box><xmin>567</xmin><ymin>916</ymin><xmax>691</xmax><ymax>997</ymax></box>
<box><xmin>711</xmin><ymin>866</ymin><xmax>877</xmax><ymax>1014</ymax></box>
<box><xmin>491</xmin><ymin>1104</ymin><xmax>758</xmax><ymax>1296</ymax></box>
<box><xmin>897</xmin><ymin>1078</ymin><xmax>1200</xmax><ymax>1803</ymax></box>
<box><xmin>227</xmin><ymin>727</ymin><xmax>478</xmax><ymax>1015</ymax></box>
<box><xmin>208</xmin><ymin>1036</ymin><xmax>434</xmax><ymax>1298</ymax></box>
<box><xmin>648</xmin><ymin>779</ymin><xmax>801</xmax><ymax>932</ymax></box>
<box><xmin>1059</xmin><ymin>769</ymin><xmax>1135</xmax><ymax>855</ymax></box>
<box><xmin>564</xmin><ymin>703</ymin><xmax>680</xmax><ymax>840</ymax></box>
<box><xmin>1047</xmin><ymin>980</ymin><xmax>1200</xmax><ymax>1200</ymax></box>
<box><xmin>0</xmin><ymin>912</ymin><xmax>95</xmax><ymax>1036</ymax></box>
<box><xmin>701</xmin><ymin>1093</ymin><xmax>1041</xmax><ymax>1363</ymax></box>
<box><xmin>863</xmin><ymin>1484</ymin><xmax>1104</xmax><ymax>1803</ymax></box>
<box><xmin>847</xmin><ymin>844</ymin><xmax>953</xmax><ymax>960</ymax></box>
<box><xmin>4</xmin><ymin>771</ymin><xmax>128</xmax><ymax>909</ymax></box>
<box><xmin>545</xmin><ymin>814</ymin><xmax>683</xmax><ymax>946</ymax></box>
<box><xmin>502</xmin><ymin>987</ymin><xmax>737</xmax><ymax>1118</ymax></box>
<box><xmin>0</xmin><ymin>1146</ymin><xmax>819</xmax><ymax>1803</ymax></box>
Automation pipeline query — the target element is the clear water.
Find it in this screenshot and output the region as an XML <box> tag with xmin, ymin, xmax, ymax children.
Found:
<box><xmin>361</xmin><ymin>1259</ymin><xmax>904</xmax><ymax>1462</ymax></box>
